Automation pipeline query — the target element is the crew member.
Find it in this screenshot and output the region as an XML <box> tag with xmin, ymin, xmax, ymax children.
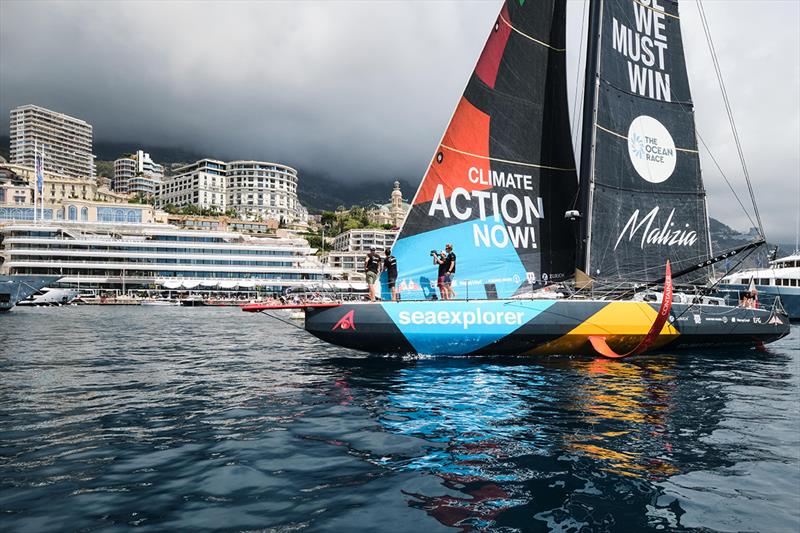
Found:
<box><xmin>443</xmin><ymin>243</ymin><xmax>456</xmax><ymax>299</ymax></box>
<box><xmin>434</xmin><ymin>250</ymin><xmax>448</xmax><ymax>300</ymax></box>
<box><xmin>384</xmin><ymin>247</ymin><xmax>399</xmax><ymax>302</ymax></box>
<box><xmin>365</xmin><ymin>246</ymin><xmax>381</xmax><ymax>302</ymax></box>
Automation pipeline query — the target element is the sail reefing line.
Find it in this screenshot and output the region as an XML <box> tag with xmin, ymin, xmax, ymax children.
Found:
<box><xmin>594</xmin><ymin>124</ymin><xmax>698</xmax><ymax>153</ymax></box>
<box><xmin>497</xmin><ymin>13</ymin><xmax>566</xmax><ymax>51</ymax></box>
<box><xmin>438</xmin><ymin>143</ymin><xmax>576</xmax><ymax>172</ymax></box>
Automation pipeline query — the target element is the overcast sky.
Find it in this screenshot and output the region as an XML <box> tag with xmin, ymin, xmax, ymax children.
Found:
<box><xmin>1</xmin><ymin>0</ymin><xmax>798</xmax><ymax>243</ymax></box>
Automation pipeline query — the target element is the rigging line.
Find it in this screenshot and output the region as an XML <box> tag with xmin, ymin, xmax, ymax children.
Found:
<box><xmin>571</xmin><ymin>0</ymin><xmax>589</xmax><ymax>146</ymax></box>
<box><xmin>695</xmin><ymin>132</ymin><xmax>757</xmax><ymax>231</ymax></box>
<box><xmin>498</xmin><ymin>13</ymin><xmax>566</xmax><ymax>52</ymax></box>
<box><xmin>595</xmin><ymin>124</ymin><xmax>699</xmax><ymax>153</ymax></box>
<box><xmin>438</xmin><ymin>143</ymin><xmax>576</xmax><ymax>171</ymax></box>
<box><xmin>697</xmin><ymin>0</ymin><xmax>764</xmax><ymax>237</ymax></box>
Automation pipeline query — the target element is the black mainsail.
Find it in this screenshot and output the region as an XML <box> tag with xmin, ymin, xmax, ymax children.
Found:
<box><xmin>578</xmin><ymin>0</ymin><xmax>712</xmax><ymax>284</ymax></box>
<box><xmin>388</xmin><ymin>0</ymin><xmax>579</xmax><ymax>300</ymax></box>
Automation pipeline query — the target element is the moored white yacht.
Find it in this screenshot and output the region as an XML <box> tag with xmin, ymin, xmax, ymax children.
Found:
<box><xmin>717</xmin><ymin>253</ymin><xmax>800</xmax><ymax>320</ymax></box>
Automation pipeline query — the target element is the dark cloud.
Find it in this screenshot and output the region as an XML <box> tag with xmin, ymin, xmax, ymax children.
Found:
<box><xmin>1</xmin><ymin>0</ymin><xmax>797</xmax><ymax>243</ymax></box>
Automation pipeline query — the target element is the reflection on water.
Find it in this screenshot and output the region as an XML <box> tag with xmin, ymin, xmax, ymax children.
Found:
<box><xmin>1</xmin><ymin>307</ymin><xmax>798</xmax><ymax>532</ymax></box>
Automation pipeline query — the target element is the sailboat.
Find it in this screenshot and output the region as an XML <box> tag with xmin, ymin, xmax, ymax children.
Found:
<box><xmin>244</xmin><ymin>0</ymin><xmax>790</xmax><ymax>356</ymax></box>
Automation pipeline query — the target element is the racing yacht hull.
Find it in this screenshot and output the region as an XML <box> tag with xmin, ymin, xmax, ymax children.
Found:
<box><xmin>303</xmin><ymin>299</ymin><xmax>790</xmax><ymax>356</ymax></box>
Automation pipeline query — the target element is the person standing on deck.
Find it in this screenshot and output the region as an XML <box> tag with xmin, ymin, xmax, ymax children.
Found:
<box><xmin>365</xmin><ymin>246</ymin><xmax>382</xmax><ymax>302</ymax></box>
<box><xmin>434</xmin><ymin>250</ymin><xmax>448</xmax><ymax>300</ymax></box>
<box><xmin>384</xmin><ymin>247</ymin><xmax>399</xmax><ymax>302</ymax></box>
<box><xmin>442</xmin><ymin>244</ymin><xmax>456</xmax><ymax>299</ymax></box>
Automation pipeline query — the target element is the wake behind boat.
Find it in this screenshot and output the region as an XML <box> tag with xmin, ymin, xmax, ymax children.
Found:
<box><xmin>243</xmin><ymin>0</ymin><xmax>791</xmax><ymax>355</ymax></box>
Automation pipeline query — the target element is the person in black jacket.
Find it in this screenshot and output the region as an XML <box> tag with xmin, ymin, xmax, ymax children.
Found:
<box><xmin>365</xmin><ymin>246</ymin><xmax>381</xmax><ymax>302</ymax></box>
<box><xmin>384</xmin><ymin>247</ymin><xmax>399</xmax><ymax>302</ymax></box>
<box><xmin>443</xmin><ymin>243</ymin><xmax>456</xmax><ymax>299</ymax></box>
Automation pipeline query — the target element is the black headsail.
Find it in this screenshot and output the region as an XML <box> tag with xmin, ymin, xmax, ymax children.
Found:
<box><xmin>388</xmin><ymin>0</ymin><xmax>579</xmax><ymax>300</ymax></box>
<box><xmin>578</xmin><ymin>0</ymin><xmax>712</xmax><ymax>284</ymax></box>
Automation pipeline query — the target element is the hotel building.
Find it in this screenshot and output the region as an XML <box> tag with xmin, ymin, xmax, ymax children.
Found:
<box><xmin>9</xmin><ymin>105</ymin><xmax>95</xmax><ymax>179</ymax></box>
<box><xmin>156</xmin><ymin>159</ymin><xmax>227</xmax><ymax>211</ymax></box>
<box><xmin>0</xmin><ymin>222</ymin><xmax>347</xmax><ymax>294</ymax></box>
<box><xmin>226</xmin><ymin>161</ymin><xmax>302</xmax><ymax>223</ymax></box>
<box><xmin>113</xmin><ymin>150</ymin><xmax>164</xmax><ymax>195</ymax></box>
<box><xmin>155</xmin><ymin>159</ymin><xmax>308</xmax><ymax>225</ymax></box>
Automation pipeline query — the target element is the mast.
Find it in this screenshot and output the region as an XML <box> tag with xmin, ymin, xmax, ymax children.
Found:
<box><xmin>577</xmin><ymin>0</ymin><xmax>603</xmax><ymax>274</ymax></box>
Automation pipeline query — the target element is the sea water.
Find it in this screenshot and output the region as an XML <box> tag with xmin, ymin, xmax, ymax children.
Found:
<box><xmin>1</xmin><ymin>306</ymin><xmax>798</xmax><ymax>532</ymax></box>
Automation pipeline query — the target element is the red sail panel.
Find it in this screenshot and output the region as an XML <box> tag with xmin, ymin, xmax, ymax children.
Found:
<box><xmin>475</xmin><ymin>3</ymin><xmax>512</xmax><ymax>89</ymax></box>
<box><xmin>414</xmin><ymin>97</ymin><xmax>491</xmax><ymax>206</ymax></box>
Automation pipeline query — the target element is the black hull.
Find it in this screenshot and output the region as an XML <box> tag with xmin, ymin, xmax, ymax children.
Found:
<box><xmin>304</xmin><ymin>299</ymin><xmax>790</xmax><ymax>356</ymax></box>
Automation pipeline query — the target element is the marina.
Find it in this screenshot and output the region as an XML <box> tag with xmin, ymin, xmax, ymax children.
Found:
<box><xmin>1</xmin><ymin>0</ymin><xmax>798</xmax><ymax>531</ymax></box>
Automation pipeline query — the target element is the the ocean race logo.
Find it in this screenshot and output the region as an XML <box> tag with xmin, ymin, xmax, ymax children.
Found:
<box><xmin>614</xmin><ymin>206</ymin><xmax>697</xmax><ymax>250</ymax></box>
<box><xmin>612</xmin><ymin>0</ymin><xmax>673</xmax><ymax>102</ymax></box>
<box><xmin>397</xmin><ymin>308</ymin><xmax>527</xmax><ymax>330</ymax></box>
<box><xmin>428</xmin><ymin>168</ymin><xmax>544</xmax><ymax>250</ymax></box>
<box><xmin>627</xmin><ymin>116</ymin><xmax>676</xmax><ymax>183</ymax></box>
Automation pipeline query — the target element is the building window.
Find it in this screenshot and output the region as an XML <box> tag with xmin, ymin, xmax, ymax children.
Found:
<box><xmin>68</xmin><ymin>205</ymin><xmax>77</xmax><ymax>221</ymax></box>
<box><xmin>81</xmin><ymin>207</ymin><xmax>88</xmax><ymax>221</ymax></box>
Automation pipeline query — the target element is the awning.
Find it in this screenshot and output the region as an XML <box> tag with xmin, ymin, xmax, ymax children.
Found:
<box><xmin>200</xmin><ymin>281</ymin><xmax>219</xmax><ymax>288</ymax></box>
<box><xmin>219</xmin><ymin>281</ymin><xmax>239</xmax><ymax>289</ymax></box>
<box><xmin>238</xmin><ymin>280</ymin><xmax>256</xmax><ymax>288</ymax></box>
<box><xmin>163</xmin><ymin>280</ymin><xmax>182</xmax><ymax>289</ymax></box>
<box><xmin>181</xmin><ymin>280</ymin><xmax>201</xmax><ymax>289</ymax></box>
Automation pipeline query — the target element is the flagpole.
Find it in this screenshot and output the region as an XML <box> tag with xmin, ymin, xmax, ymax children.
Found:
<box><xmin>33</xmin><ymin>139</ymin><xmax>38</xmax><ymax>223</ymax></box>
<box><xmin>40</xmin><ymin>144</ymin><xmax>45</xmax><ymax>220</ymax></box>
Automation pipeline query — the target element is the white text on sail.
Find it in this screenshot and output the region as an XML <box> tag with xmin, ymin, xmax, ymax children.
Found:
<box><xmin>614</xmin><ymin>206</ymin><xmax>698</xmax><ymax>250</ymax></box>
<box><xmin>612</xmin><ymin>0</ymin><xmax>672</xmax><ymax>102</ymax></box>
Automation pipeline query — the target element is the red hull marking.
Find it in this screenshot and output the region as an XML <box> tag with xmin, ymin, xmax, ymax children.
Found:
<box><xmin>332</xmin><ymin>310</ymin><xmax>356</xmax><ymax>331</ymax></box>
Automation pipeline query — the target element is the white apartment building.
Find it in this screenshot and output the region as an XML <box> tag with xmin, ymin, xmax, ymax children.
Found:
<box><xmin>9</xmin><ymin>105</ymin><xmax>95</xmax><ymax>179</ymax></box>
<box><xmin>326</xmin><ymin>228</ymin><xmax>398</xmax><ymax>275</ymax></box>
<box><xmin>156</xmin><ymin>159</ymin><xmax>226</xmax><ymax>211</ymax></box>
<box><xmin>226</xmin><ymin>161</ymin><xmax>301</xmax><ymax>222</ymax></box>
<box><xmin>332</xmin><ymin>228</ymin><xmax>398</xmax><ymax>252</ymax></box>
<box><xmin>154</xmin><ymin>159</ymin><xmax>307</xmax><ymax>224</ymax></box>
<box><xmin>113</xmin><ymin>150</ymin><xmax>164</xmax><ymax>196</ymax></box>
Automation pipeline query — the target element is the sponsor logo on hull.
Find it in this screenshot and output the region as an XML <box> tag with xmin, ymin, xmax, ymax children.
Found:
<box><xmin>382</xmin><ymin>300</ymin><xmax>555</xmax><ymax>355</ymax></box>
<box><xmin>332</xmin><ymin>310</ymin><xmax>356</xmax><ymax>331</ymax></box>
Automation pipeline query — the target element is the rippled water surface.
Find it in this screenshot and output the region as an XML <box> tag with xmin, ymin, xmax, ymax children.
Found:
<box><xmin>1</xmin><ymin>306</ymin><xmax>798</xmax><ymax>532</ymax></box>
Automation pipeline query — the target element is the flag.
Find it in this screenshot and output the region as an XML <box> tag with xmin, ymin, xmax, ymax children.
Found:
<box><xmin>35</xmin><ymin>148</ymin><xmax>44</xmax><ymax>193</ymax></box>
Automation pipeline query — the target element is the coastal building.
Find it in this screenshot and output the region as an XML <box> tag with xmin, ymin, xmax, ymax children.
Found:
<box><xmin>1</xmin><ymin>166</ymin><xmax>157</xmax><ymax>224</ymax></box>
<box><xmin>9</xmin><ymin>104</ymin><xmax>95</xmax><ymax>179</ymax></box>
<box><xmin>0</xmin><ymin>163</ymin><xmax>128</xmax><ymax>208</ymax></box>
<box><xmin>225</xmin><ymin>161</ymin><xmax>303</xmax><ymax>223</ymax></box>
<box><xmin>0</xmin><ymin>221</ymin><xmax>345</xmax><ymax>294</ymax></box>
<box><xmin>113</xmin><ymin>150</ymin><xmax>164</xmax><ymax>195</ymax></box>
<box><xmin>326</xmin><ymin>228</ymin><xmax>398</xmax><ymax>275</ymax></box>
<box><xmin>156</xmin><ymin>159</ymin><xmax>227</xmax><ymax>212</ymax></box>
<box><xmin>367</xmin><ymin>181</ymin><xmax>410</xmax><ymax>228</ymax></box>
<box><xmin>154</xmin><ymin>159</ymin><xmax>308</xmax><ymax>225</ymax></box>
<box><xmin>165</xmin><ymin>214</ymin><xmax>278</xmax><ymax>234</ymax></box>
<box><xmin>332</xmin><ymin>228</ymin><xmax>398</xmax><ymax>252</ymax></box>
